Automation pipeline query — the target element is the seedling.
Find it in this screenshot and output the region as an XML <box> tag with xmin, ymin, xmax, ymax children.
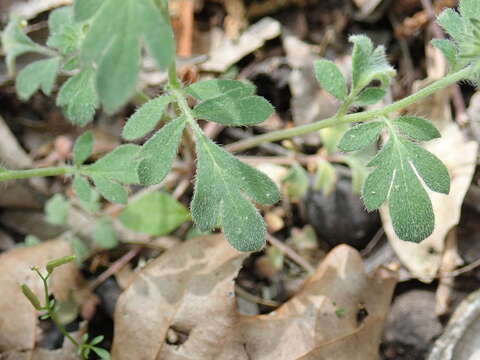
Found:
<box><xmin>1</xmin><ymin>0</ymin><xmax>479</xmax><ymax>251</ymax></box>
<box><xmin>21</xmin><ymin>255</ymin><xmax>110</xmax><ymax>359</ymax></box>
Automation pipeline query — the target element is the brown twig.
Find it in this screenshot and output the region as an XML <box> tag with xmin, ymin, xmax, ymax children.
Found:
<box><xmin>267</xmin><ymin>234</ymin><xmax>315</xmax><ymax>274</ymax></box>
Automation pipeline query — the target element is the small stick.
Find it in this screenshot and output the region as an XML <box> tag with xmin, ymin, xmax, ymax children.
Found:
<box><xmin>267</xmin><ymin>234</ymin><xmax>315</xmax><ymax>274</ymax></box>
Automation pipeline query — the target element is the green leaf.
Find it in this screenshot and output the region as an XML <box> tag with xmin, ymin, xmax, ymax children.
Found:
<box><xmin>16</xmin><ymin>57</ymin><xmax>60</xmax><ymax>100</ymax></box>
<box><xmin>122</xmin><ymin>95</ymin><xmax>172</xmax><ymax>140</ymax></box>
<box><xmin>91</xmin><ymin>347</ymin><xmax>111</xmax><ymax>360</ymax></box>
<box><xmin>350</xmin><ymin>35</ymin><xmax>396</xmax><ymax>92</ymax></box>
<box><xmin>282</xmin><ymin>164</ymin><xmax>309</xmax><ymax>202</ymax></box>
<box><xmin>46</xmin><ymin>6</ymin><xmax>83</xmax><ymax>55</ymax></box>
<box><xmin>137</xmin><ymin>116</ymin><xmax>186</xmax><ymax>185</ymax></box>
<box><xmin>354</xmin><ymin>87</ymin><xmax>387</xmax><ymax>106</ymax></box>
<box><xmin>93</xmin><ymin>217</ymin><xmax>118</xmax><ymax>249</ymax></box>
<box><xmin>191</xmin><ymin>133</ymin><xmax>280</xmax><ymax>252</ymax></box>
<box><xmin>314</xmin><ymin>59</ymin><xmax>348</xmax><ymax>100</ymax></box>
<box><xmin>437</xmin><ymin>8</ymin><xmax>465</xmax><ymax>43</ymax></box>
<box><xmin>192</xmin><ymin>87</ymin><xmax>274</xmax><ymax>126</ymax></box>
<box><xmin>356</xmin><ymin>118</ymin><xmax>451</xmax><ymax>243</ymax></box>
<box><xmin>90</xmin><ymin>335</ymin><xmax>104</xmax><ymax>346</ymax></box>
<box><xmin>338</xmin><ymin>120</ymin><xmax>385</xmax><ymax>152</ymax></box>
<box><xmin>314</xmin><ymin>161</ymin><xmax>337</xmax><ymax>195</ymax></box>
<box><xmin>81</xmin><ymin>0</ymin><xmax>175</xmax><ymax>113</ymax></box>
<box><xmin>85</xmin><ymin>144</ymin><xmax>141</xmax><ymax>184</ymax></box>
<box><xmin>119</xmin><ymin>191</ymin><xmax>190</xmax><ymax>235</ymax></box>
<box><xmin>1</xmin><ymin>17</ymin><xmax>45</xmax><ymax>75</ymax></box>
<box><xmin>57</xmin><ymin>67</ymin><xmax>99</xmax><ymax>126</ymax></box>
<box><xmin>431</xmin><ymin>39</ymin><xmax>457</xmax><ymax>69</ymax></box>
<box><xmin>91</xmin><ymin>175</ymin><xmax>128</xmax><ymax>204</ymax></box>
<box><xmin>23</xmin><ymin>235</ymin><xmax>41</xmax><ymax>247</ymax></box>
<box><xmin>394</xmin><ymin>116</ymin><xmax>441</xmax><ymax>141</ymax></box>
<box><xmin>45</xmin><ymin>194</ymin><xmax>70</xmax><ymax>225</ymax></box>
<box><xmin>344</xmin><ymin>155</ymin><xmax>369</xmax><ymax>194</ymax></box>
<box><xmin>74</xmin><ymin>0</ymin><xmax>104</xmax><ymax>21</ymax></box>
<box><xmin>186</xmin><ymin>79</ymin><xmax>255</xmax><ymax>101</ymax></box>
<box><xmin>73</xmin><ymin>131</ymin><xmax>93</xmax><ymax>166</ymax></box>
<box><xmin>73</xmin><ymin>175</ymin><xmax>92</xmax><ymax>203</ymax></box>
<box><xmin>69</xmin><ymin>235</ymin><xmax>89</xmax><ymax>264</ymax></box>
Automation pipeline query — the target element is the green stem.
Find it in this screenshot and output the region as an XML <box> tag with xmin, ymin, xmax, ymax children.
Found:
<box><xmin>50</xmin><ymin>311</ymin><xmax>80</xmax><ymax>347</ymax></box>
<box><xmin>226</xmin><ymin>66</ymin><xmax>472</xmax><ymax>152</ymax></box>
<box><xmin>0</xmin><ymin>166</ymin><xmax>74</xmax><ymax>182</ymax></box>
<box><xmin>168</xmin><ymin>62</ymin><xmax>181</xmax><ymax>89</ymax></box>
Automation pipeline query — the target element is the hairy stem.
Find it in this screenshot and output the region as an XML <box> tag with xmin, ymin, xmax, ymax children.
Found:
<box><xmin>0</xmin><ymin>166</ymin><xmax>74</xmax><ymax>182</ymax></box>
<box><xmin>226</xmin><ymin>66</ymin><xmax>472</xmax><ymax>152</ymax></box>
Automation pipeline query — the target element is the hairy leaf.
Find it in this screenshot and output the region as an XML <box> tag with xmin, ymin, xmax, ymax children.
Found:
<box><xmin>119</xmin><ymin>191</ymin><xmax>190</xmax><ymax>236</ymax></box>
<box><xmin>16</xmin><ymin>57</ymin><xmax>60</xmax><ymax>100</ymax></box>
<box><xmin>85</xmin><ymin>144</ymin><xmax>141</xmax><ymax>184</ymax></box>
<box><xmin>74</xmin><ymin>0</ymin><xmax>104</xmax><ymax>22</ymax></box>
<box><xmin>73</xmin><ymin>131</ymin><xmax>93</xmax><ymax>166</ymax></box>
<box><xmin>186</xmin><ymin>79</ymin><xmax>255</xmax><ymax>101</ymax></box>
<box><xmin>314</xmin><ymin>59</ymin><xmax>348</xmax><ymax>100</ymax></box>
<box><xmin>338</xmin><ymin>120</ymin><xmax>385</xmax><ymax>152</ymax></box>
<box><xmin>94</xmin><ymin>217</ymin><xmax>118</xmax><ymax>249</ymax></box>
<box><xmin>354</xmin><ymin>87</ymin><xmax>387</xmax><ymax>106</ymax></box>
<box><xmin>350</xmin><ymin>35</ymin><xmax>396</xmax><ymax>93</ymax></box>
<box><xmin>1</xmin><ymin>17</ymin><xmax>45</xmax><ymax>75</ymax></box>
<box><xmin>91</xmin><ymin>175</ymin><xmax>128</xmax><ymax>204</ymax></box>
<box><xmin>81</xmin><ymin>0</ymin><xmax>175</xmax><ymax>112</ymax></box>
<box><xmin>73</xmin><ymin>175</ymin><xmax>92</xmax><ymax>203</ymax></box>
<box><xmin>122</xmin><ymin>95</ymin><xmax>172</xmax><ymax>140</ymax></box>
<box><xmin>191</xmin><ymin>133</ymin><xmax>280</xmax><ymax>252</ymax></box>
<box><xmin>193</xmin><ymin>87</ymin><xmax>273</xmax><ymax>126</ymax></box>
<box><xmin>394</xmin><ymin>116</ymin><xmax>441</xmax><ymax>141</ymax></box>
<box><xmin>46</xmin><ymin>6</ymin><xmax>83</xmax><ymax>55</ymax></box>
<box><xmin>137</xmin><ymin>116</ymin><xmax>186</xmax><ymax>185</ymax></box>
<box><xmin>56</xmin><ymin>67</ymin><xmax>99</xmax><ymax>126</ymax></box>
<box><xmin>347</xmin><ymin>117</ymin><xmax>451</xmax><ymax>242</ymax></box>
<box><xmin>431</xmin><ymin>39</ymin><xmax>458</xmax><ymax>69</ymax></box>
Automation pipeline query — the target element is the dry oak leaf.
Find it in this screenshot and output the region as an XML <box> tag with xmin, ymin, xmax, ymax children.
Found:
<box><xmin>0</xmin><ymin>239</ymin><xmax>84</xmax><ymax>354</ymax></box>
<box><xmin>112</xmin><ymin>234</ymin><xmax>248</xmax><ymax>360</ymax></box>
<box><xmin>113</xmin><ymin>236</ymin><xmax>396</xmax><ymax>360</ymax></box>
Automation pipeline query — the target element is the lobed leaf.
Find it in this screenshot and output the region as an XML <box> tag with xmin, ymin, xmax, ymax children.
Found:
<box><xmin>314</xmin><ymin>59</ymin><xmax>348</xmax><ymax>100</ymax></box>
<box><xmin>80</xmin><ymin>0</ymin><xmax>175</xmax><ymax>113</ymax></box>
<box><xmin>137</xmin><ymin>116</ymin><xmax>186</xmax><ymax>185</ymax></box>
<box><xmin>338</xmin><ymin>120</ymin><xmax>385</xmax><ymax>152</ymax></box>
<box><xmin>122</xmin><ymin>95</ymin><xmax>172</xmax><ymax>140</ymax></box>
<box><xmin>57</xmin><ymin>67</ymin><xmax>99</xmax><ymax>126</ymax></box>
<box><xmin>193</xmin><ymin>87</ymin><xmax>274</xmax><ymax>126</ymax></box>
<box><xmin>186</xmin><ymin>79</ymin><xmax>255</xmax><ymax>101</ymax></box>
<box><xmin>344</xmin><ymin>117</ymin><xmax>451</xmax><ymax>243</ymax></box>
<box><xmin>16</xmin><ymin>57</ymin><xmax>60</xmax><ymax>100</ymax></box>
<box><xmin>119</xmin><ymin>191</ymin><xmax>190</xmax><ymax>236</ymax></box>
<box><xmin>73</xmin><ymin>131</ymin><xmax>93</xmax><ymax>166</ymax></box>
<box><xmin>46</xmin><ymin>6</ymin><xmax>83</xmax><ymax>55</ymax></box>
<box><xmin>350</xmin><ymin>35</ymin><xmax>396</xmax><ymax>93</ymax></box>
<box><xmin>191</xmin><ymin>133</ymin><xmax>280</xmax><ymax>252</ymax></box>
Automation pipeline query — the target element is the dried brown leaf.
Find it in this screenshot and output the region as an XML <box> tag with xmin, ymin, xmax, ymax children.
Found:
<box><xmin>112</xmin><ymin>239</ymin><xmax>396</xmax><ymax>360</ymax></box>
<box><xmin>111</xmin><ymin>234</ymin><xmax>248</xmax><ymax>360</ymax></box>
